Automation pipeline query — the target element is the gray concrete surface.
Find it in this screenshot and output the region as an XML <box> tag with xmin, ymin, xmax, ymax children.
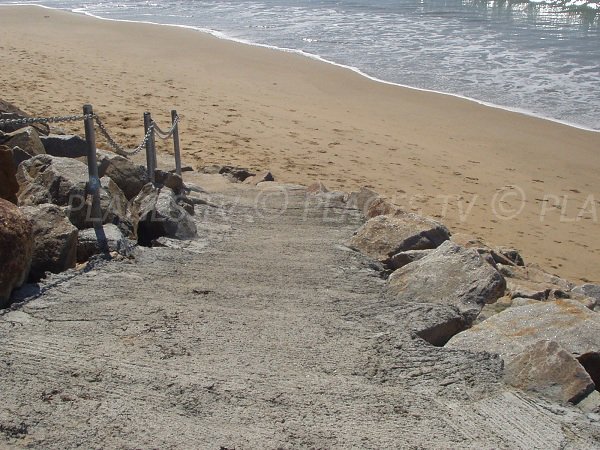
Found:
<box><xmin>1</xmin><ymin>176</ymin><xmax>599</xmax><ymax>449</ymax></box>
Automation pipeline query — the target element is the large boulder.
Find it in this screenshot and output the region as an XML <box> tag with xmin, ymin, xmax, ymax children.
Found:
<box><xmin>20</xmin><ymin>204</ymin><xmax>78</xmax><ymax>281</ymax></box>
<box><xmin>17</xmin><ymin>154</ymin><xmax>88</xmax><ymax>206</ymax></box>
<box><xmin>17</xmin><ymin>154</ymin><xmax>89</xmax><ymax>227</ymax></box>
<box><xmin>0</xmin><ymin>126</ymin><xmax>45</xmax><ymax>156</ymax></box>
<box><xmin>504</xmin><ymin>340</ymin><xmax>595</xmax><ymax>404</ymax></box>
<box><xmin>99</xmin><ymin>154</ymin><xmax>149</xmax><ymax>200</ymax></box>
<box><xmin>0</xmin><ymin>145</ymin><xmax>19</xmax><ymax>204</ymax></box>
<box><xmin>0</xmin><ymin>99</ymin><xmax>49</xmax><ymax>135</ymax></box>
<box><xmin>348</xmin><ymin>213</ymin><xmax>450</xmax><ymax>264</ymax></box>
<box><xmin>129</xmin><ymin>184</ymin><xmax>197</xmax><ymax>246</ymax></box>
<box><xmin>446</xmin><ymin>299</ymin><xmax>600</xmax><ymax>360</ymax></box>
<box><xmin>40</xmin><ymin>134</ymin><xmax>88</xmax><ymax>158</ymax></box>
<box><xmin>387</xmin><ymin>241</ymin><xmax>506</xmax><ymax>323</ymax></box>
<box><xmin>345</xmin><ymin>187</ymin><xmax>380</xmax><ymax>217</ymax></box>
<box><xmin>16</xmin><ymin>155</ymin><xmax>129</xmax><ymax>231</ymax></box>
<box><xmin>0</xmin><ymin>199</ymin><xmax>33</xmax><ymax>307</ymax></box>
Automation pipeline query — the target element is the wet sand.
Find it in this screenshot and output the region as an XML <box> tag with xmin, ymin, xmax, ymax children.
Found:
<box><xmin>1</xmin><ymin>5</ymin><xmax>599</xmax><ymax>282</ymax></box>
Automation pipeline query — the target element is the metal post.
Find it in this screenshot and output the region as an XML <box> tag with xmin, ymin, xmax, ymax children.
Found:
<box><xmin>83</xmin><ymin>104</ymin><xmax>101</xmax><ymax>225</ymax></box>
<box><xmin>171</xmin><ymin>109</ymin><xmax>182</xmax><ymax>177</ymax></box>
<box><xmin>83</xmin><ymin>104</ymin><xmax>108</xmax><ymax>254</ymax></box>
<box><xmin>144</xmin><ymin>112</ymin><xmax>155</xmax><ymax>183</ymax></box>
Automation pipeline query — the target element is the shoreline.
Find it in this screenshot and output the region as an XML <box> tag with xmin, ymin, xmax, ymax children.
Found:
<box><xmin>1</xmin><ymin>5</ymin><xmax>599</xmax><ymax>283</ymax></box>
<box><xmin>3</xmin><ymin>3</ymin><xmax>599</xmax><ymax>134</ymax></box>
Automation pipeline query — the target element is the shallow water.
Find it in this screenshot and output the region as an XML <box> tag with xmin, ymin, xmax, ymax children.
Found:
<box><xmin>1</xmin><ymin>0</ymin><xmax>599</xmax><ymax>130</ymax></box>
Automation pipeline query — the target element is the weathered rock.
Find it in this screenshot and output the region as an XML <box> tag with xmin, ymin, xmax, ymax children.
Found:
<box><xmin>99</xmin><ymin>154</ymin><xmax>149</xmax><ymax>201</ymax></box>
<box><xmin>500</xmin><ymin>264</ymin><xmax>574</xmax><ymax>303</ymax></box>
<box><xmin>0</xmin><ymin>99</ymin><xmax>49</xmax><ymax>135</ymax></box>
<box><xmin>573</xmin><ymin>284</ymin><xmax>600</xmax><ymax>303</ymax></box>
<box><xmin>244</xmin><ymin>171</ymin><xmax>275</xmax><ymax>185</ymax></box>
<box><xmin>410</xmin><ymin>304</ymin><xmax>467</xmax><ymax>347</ymax></box>
<box><xmin>40</xmin><ymin>134</ymin><xmax>88</xmax><ymax>158</ymax></box>
<box><xmin>17</xmin><ymin>154</ymin><xmax>89</xmax><ymax>226</ymax></box>
<box><xmin>349</xmin><ymin>213</ymin><xmax>450</xmax><ymax>264</ymax></box>
<box><xmin>446</xmin><ymin>299</ymin><xmax>600</xmax><ymax>360</ymax></box>
<box><xmin>388</xmin><ymin>241</ymin><xmax>506</xmax><ymax>323</ymax></box>
<box><xmin>511</xmin><ymin>297</ymin><xmax>540</xmax><ymax>307</ymax></box>
<box><xmin>306</xmin><ymin>181</ymin><xmax>329</xmax><ymax>194</ymax></box>
<box><xmin>0</xmin><ymin>199</ymin><xmax>33</xmax><ymax>307</ymax></box>
<box><xmin>20</xmin><ymin>204</ymin><xmax>78</xmax><ymax>281</ymax></box>
<box><xmin>96</xmin><ymin>176</ymin><xmax>132</xmax><ymax>236</ymax></box>
<box><xmin>155</xmin><ymin>169</ymin><xmax>185</xmax><ymax>195</ymax></box>
<box><xmin>497</xmin><ymin>247</ymin><xmax>525</xmax><ymax>266</ymax></box>
<box><xmin>578</xmin><ymin>390</ymin><xmax>600</xmax><ymax>414</ymax></box>
<box><xmin>366</xmin><ymin>197</ymin><xmax>399</xmax><ymax>219</ymax></box>
<box><xmin>130</xmin><ymin>184</ymin><xmax>197</xmax><ymax>246</ymax></box>
<box><xmin>12</xmin><ymin>146</ymin><xmax>34</xmax><ymax>167</ymax></box>
<box><xmin>387</xmin><ymin>249</ymin><xmax>432</xmax><ymax>270</ymax></box>
<box><xmin>201</xmin><ymin>165</ymin><xmax>254</xmax><ymax>182</ymax></box>
<box><xmin>504</xmin><ymin>340</ymin><xmax>595</xmax><ymax>404</ymax></box>
<box><xmin>0</xmin><ymin>126</ymin><xmax>45</xmax><ymax>156</ymax></box>
<box><xmin>0</xmin><ymin>146</ymin><xmax>19</xmax><ymax>204</ymax></box>
<box><xmin>77</xmin><ymin>224</ymin><xmax>131</xmax><ymax>262</ymax></box>
<box><xmin>345</xmin><ymin>187</ymin><xmax>380</xmax><ymax>217</ymax></box>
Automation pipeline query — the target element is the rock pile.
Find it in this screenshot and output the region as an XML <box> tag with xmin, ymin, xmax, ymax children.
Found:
<box><xmin>308</xmin><ymin>181</ymin><xmax>600</xmax><ymax>411</ymax></box>
<box><xmin>0</xmin><ymin>99</ymin><xmax>198</xmax><ymax>307</ymax></box>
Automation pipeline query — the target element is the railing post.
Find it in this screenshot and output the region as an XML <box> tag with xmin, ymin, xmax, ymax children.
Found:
<box><xmin>144</xmin><ymin>112</ymin><xmax>156</xmax><ymax>183</ymax></box>
<box><xmin>83</xmin><ymin>104</ymin><xmax>101</xmax><ymax>225</ymax></box>
<box><xmin>171</xmin><ymin>109</ymin><xmax>182</xmax><ymax>177</ymax></box>
<box><xmin>83</xmin><ymin>104</ymin><xmax>108</xmax><ymax>254</ymax></box>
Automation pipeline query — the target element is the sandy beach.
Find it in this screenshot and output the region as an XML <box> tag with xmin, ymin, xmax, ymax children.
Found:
<box><xmin>1</xmin><ymin>5</ymin><xmax>599</xmax><ymax>283</ymax></box>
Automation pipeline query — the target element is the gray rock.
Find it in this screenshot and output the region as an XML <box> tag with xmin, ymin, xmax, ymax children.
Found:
<box><xmin>16</xmin><ymin>155</ymin><xmax>129</xmax><ymax>231</ymax></box>
<box><xmin>504</xmin><ymin>340</ymin><xmax>595</xmax><ymax>404</ymax></box>
<box><xmin>130</xmin><ymin>184</ymin><xmax>197</xmax><ymax>246</ymax></box>
<box><xmin>0</xmin><ymin>145</ymin><xmax>18</xmax><ymax>204</ymax></box>
<box><xmin>573</xmin><ymin>284</ymin><xmax>600</xmax><ymax>303</ymax></box>
<box><xmin>155</xmin><ymin>169</ymin><xmax>185</xmax><ymax>195</ymax></box>
<box><xmin>446</xmin><ymin>299</ymin><xmax>600</xmax><ymax>360</ymax></box>
<box><xmin>244</xmin><ymin>171</ymin><xmax>275</xmax><ymax>185</ymax></box>
<box><xmin>0</xmin><ymin>199</ymin><xmax>33</xmax><ymax>307</ymax></box>
<box><xmin>388</xmin><ymin>241</ymin><xmax>506</xmax><ymax>323</ymax></box>
<box><xmin>511</xmin><ymin>297</ymin><xmax>540</xmax><ymax>307</ymax></box>
<box><xmin>99</xmin><ymin>154</ymin><xmax>149</xmax><ymax>200</ymax></box>
<box><xmin>348</xmin><ymin>213</ymin><xmax>450</xmax><ymax>263</ymax></box>
<box><xmin>0</xmin><ymin>126</ymin><xmax>45</xmax><ymax>156</ymax></box>
<box><xmin>77</xmin><ymin>224</ymin><xmax>132</xmax><ymax>262</ymax></box>
<box><xmin>40</xmin><ymin>134</ymin><xmax>88</xmax><ymax>158</ymax></box>
<box><xmin>306</xmin><ymin>181</ymin><xmax>329</xmax><ymax>194</ymax></box>
<box><xmin>387</xmin><ymin>249</ymin><xmax>432</xmax><ymax>270</ymax></box>
<box><xmin>16</xmin><ymin>154</ymin><xmax>88</xmax><ymax>226</ymax></box>
<box><xmin>20</xmin><ymin>204</ymin><xmax>78</xmax><ymax>281</ymax></box>
<box><xmin>578</xmin><ymin>390</ymin><xmax>600</xmax><ymax>414</ymax></box>
<box><xmin>96</xmin><ymin>176</ymin><xmax>133</xmax><ymax>237</ymax></box>
<box><xmin>12</xmin><ymin>146</ymin><xmax>34</xmax><ymax>167</ymax></box>
<box><xmin>345</xmin><ymin>186</ymin><xmax>379</xmax><ymax>217</ymax></box>
<box><xmin>497</xmin><ymin>247</ymin><xmax>525</xmax><ymax>266</ymax></box>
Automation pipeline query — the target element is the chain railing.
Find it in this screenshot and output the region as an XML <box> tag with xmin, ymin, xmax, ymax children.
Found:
<box><xmin>0</xmin><ymin>114</ymin><xmax>92</xmax><ymax>126</ymax></box>
<box><xmin>0</xmin><ymin>104</ymin><xmax>184</xmax><ymax>223</ymax></box>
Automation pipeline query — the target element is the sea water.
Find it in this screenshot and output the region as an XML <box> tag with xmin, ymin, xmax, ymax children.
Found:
<box><xmin>1</xmin><ymin>0</ymin><xmax>599</xmax><ymax>131</ymax></box>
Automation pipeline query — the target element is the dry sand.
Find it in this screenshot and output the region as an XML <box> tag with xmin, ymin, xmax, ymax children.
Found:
<box><xmin>1</xmin><ymin>5</ymin><xmax>599</xmax><ymax>283</ymax></box>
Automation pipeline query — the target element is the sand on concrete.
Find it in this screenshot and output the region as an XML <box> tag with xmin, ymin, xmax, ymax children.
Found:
<box><xmin>1</xmin><ymin>5</ymin><xmax>599</xmax><ymax>283</ymax></box>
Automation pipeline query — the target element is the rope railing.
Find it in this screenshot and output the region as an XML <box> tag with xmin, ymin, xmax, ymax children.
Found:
<box><xmin>0</xmin><ymin>104</ymin><xmax>184</xmax><ymax>224</ymax></box>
